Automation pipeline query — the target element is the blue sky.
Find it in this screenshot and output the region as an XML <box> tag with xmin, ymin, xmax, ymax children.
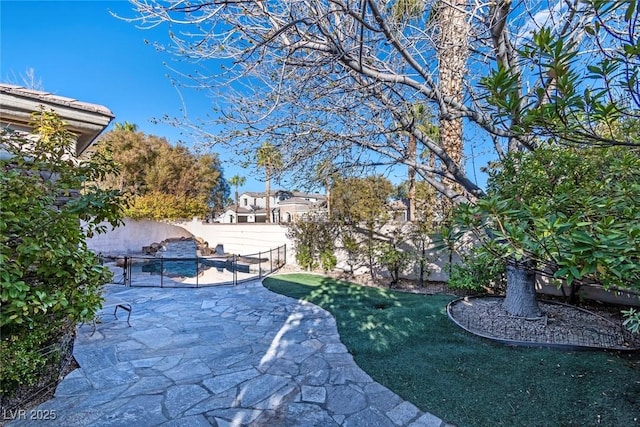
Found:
<box><xmin>0</xmin><ymin>0</ymin><xmax>271</xmax><ymax>192</ymax></box>
<box><xmin>1</xmin><ymin>1</ymin><xmax>491</xmax><ymax>194</ymax></box>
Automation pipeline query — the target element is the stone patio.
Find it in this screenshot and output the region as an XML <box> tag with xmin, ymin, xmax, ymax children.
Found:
<box><xmin>9</xmin><ymin>279</ymin><xmax>452</xmax><ymax>426</ymax></box>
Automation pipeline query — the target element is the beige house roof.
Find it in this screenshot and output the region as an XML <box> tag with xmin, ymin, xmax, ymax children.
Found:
<box><xmin>0</xmin><ymin>83</ymin><xmax>114</xmax><ymax>156</ymax></box>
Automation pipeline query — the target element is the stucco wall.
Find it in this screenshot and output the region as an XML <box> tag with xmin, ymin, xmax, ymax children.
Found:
<box><xmin>85</xmin><ymin>219</ymin><xmax>194</xmax><ymax>255</ymax></box>
<box><xmin>176</xmin><ymin>219</ymin><xmax>292</xmax><ymax>255</ymax></box>
<box><xmin>86</xmin><ymin>218</ymin><xmax>455</xmax><ymax>280</ymax></box>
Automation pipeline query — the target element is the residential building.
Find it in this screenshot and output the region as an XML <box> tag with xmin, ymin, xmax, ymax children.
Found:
<box><xmin>218</xmin><ymin>190</ymin><xmax>326</xmax><ymax>223</ymax></box>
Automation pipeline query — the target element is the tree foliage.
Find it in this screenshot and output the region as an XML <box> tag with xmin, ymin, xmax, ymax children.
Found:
<box><xmin>330</xmin><ymin>175</ymin><xmax>397</xmax><ymax>280</ymax></box>
<box><xmin>450</xmin><ymin>144</ymin><xmax>640</xmax><ymax>296</ymax></box>
<box><xmin>330</xmin><ymin>175</ymin><xmax>394</xmax><ymax>226</ymax></box>
<box><xmin>0</xmin><ymin>111</ymin><xmax>123</xmax><ymax>394</ymax></box>
<box><xmin>93</xmin><ymin>128</ymin><xmax>228</xmax><ymax>219</ymax></box>
<box><xmin>286</xmin><ymin>213</ymin><xmax>338</xmax><ymax>271</ymax></box>
<box><xmin>481</xmin><ymin>1</ymin><xmax>640</xmax><ymax>147</ymax></box>
<box><xmin>123</xmin><ymin>192</ymin><xmax>210</xmax><ymax>221</ymax></box>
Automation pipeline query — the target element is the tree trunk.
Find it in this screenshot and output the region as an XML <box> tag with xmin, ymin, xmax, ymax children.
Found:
<box><xmin>437</xmin><ymin>0</ymin><xmax>468</xmax><ymax>201</ymax></box>
<box><xmin>265</xmin><ymin>172</ymin><xmax>271</xmax><ymax>223</ymax></box>
<box><xmin>503</xmin><ymin>261</ymin><xmax>542</xmax><ymax>318</ymax></box>
<box><xmin>408</xmin><ymin>134</ymin><xmax>416</xmax><ymax>222</ymax></box>
<box><xmin>325</xmin><ymin>179</ymin><xmax>331</xmax><ymax>219</ymax></box>
<box><xmin>418</xmin><ymin>246</ymin><xmax>426</xmax><ymax>287</ymax></box>
<box><xmin>234</xmin><ymin>188</ymin><xmax>239</xmax><ymax>223</ymax></box>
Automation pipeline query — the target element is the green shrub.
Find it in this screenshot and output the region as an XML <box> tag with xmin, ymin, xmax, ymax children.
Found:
<box><xmin>287</xmin><ymin>213</ymin><xmax>338</xmax><ymax>271</ymax></box>
<box><xmin>0</xmin><ymin>110</ymin><xmax>123</xmax><ymax>396</ymax></box>
<box><xmin>448</xmin><ymin>249</ymin><xmax>505</xmax><ymax>293</ymax></box>
<box><xmin>622</xmin><ymin>308</ymin><xmax>640</xmax><ymax>334</ymax></box>
<box><xmin>295</xmin><ymin>245</ymin><xmax>317</xmax><ymax>270</ymax></box>
<box><xmin>377</xmin><ymin>242</ymin><xmax>410</xmax><ymax>286</ymax></box>
<box><xmin>320</xmin><ymin>249</ymin><xmax>337</xmax><ymax>272</ymax></box>
<box><xmin>0</xmin><ymin>324</ymin><xmax>65</xmax><ymax>395</ymax></box>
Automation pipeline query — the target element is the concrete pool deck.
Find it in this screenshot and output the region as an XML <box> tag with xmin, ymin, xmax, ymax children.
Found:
<box><xmin>10</xmin><ymin>279</ymin><xmax>451</xmax><ymax>427</ymax></box>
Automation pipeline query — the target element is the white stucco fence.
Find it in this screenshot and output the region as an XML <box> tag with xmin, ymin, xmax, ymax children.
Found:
<box><xmin>86</xmin><ymin>219</ymin><xmax>639</xmax><ymax>306</ymax></box>
<box><xmin>177</xmin><ymin>219</ymin><xmax>293</xmax><ymax>255</ymax></box>
<box><xmin>85</xmin><ymin>218</ymin><xmax>454</xmax><ymax>281</ymax></box>
<box><xmin>86</xmin><ymin>219</ymin><xmax>293</xmax><ymax>257</ymax></box>
<box><xmin>85</xmin><ymin>219</ymin><xmax>194</xmax><ymax>255</ymax></box>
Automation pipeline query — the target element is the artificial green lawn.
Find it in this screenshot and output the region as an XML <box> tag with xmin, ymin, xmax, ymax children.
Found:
<box><xmin>263</xmin><ymin>273</ymin><xmax>640</xmax><ymax>427</ymax></box>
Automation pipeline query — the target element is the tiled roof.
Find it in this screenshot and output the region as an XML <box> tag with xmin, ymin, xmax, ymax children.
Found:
<box><xmin>240</xmin><ymin>190</ymin><xmax>326</xmax><ymax>200</ymax></box>
<box><xmin>0</xmin><ymin>84</ymin><xmax>114</xmax><ymax>117</ymax></box>
<box><xmin>224</xmin><ymin>205</ymin><xmax>253</xmax><ymax>214</ymax></box>
<box><xmin>0</xmin><ymin>83</ymin><xmax>114</xmax><ymax>155</ymax></box>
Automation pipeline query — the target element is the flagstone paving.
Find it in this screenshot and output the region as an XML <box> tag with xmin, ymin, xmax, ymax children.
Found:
<box><xmin>11</xmin><ymin>280</ymin><xmax>452</xmax><ymax>427</ymax></box>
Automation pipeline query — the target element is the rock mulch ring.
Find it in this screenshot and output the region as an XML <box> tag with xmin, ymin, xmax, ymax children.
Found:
<box><xmin>448</xmin><ymin>296</ymin><xmax>640</xmax><ymax>351</ymax></box>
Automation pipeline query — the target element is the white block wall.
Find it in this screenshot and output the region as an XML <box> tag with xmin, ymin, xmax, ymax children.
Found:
<box><xmin>85</xmin><ymin>219</ymin><xmax>194</xmax><ymax>255</ymax></box>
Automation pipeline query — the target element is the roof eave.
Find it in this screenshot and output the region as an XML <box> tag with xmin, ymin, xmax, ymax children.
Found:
<box><xmin>0</xmin><ymin>84</ymin><xmax>115</xmax><ymax>156</ymax></box>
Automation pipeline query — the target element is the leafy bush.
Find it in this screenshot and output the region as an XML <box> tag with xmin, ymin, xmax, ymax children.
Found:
<box><xmin>622</xmin><ymin>308</ymin><xmax>640</xmax><ymax>334</ymax></box>
<box><xmin>448</xmin><ymin>249</ymin><xmax>505</xmax><ymax>293</ymax></box>
<box><xmin>377</xmin><ymin>242</ymin><xmax>410</xmax><ymax>286</ymax></box>
<box><xmin>124</xmin><ymin>192</ymin><xmax>209</xmax><ymax>221</ymax></box>
<box><xmin>0</xmin><ymin>324</ymin><xmax>67</xmax><ymax>395</ymax></box>
<box><xmin>286</xmin><ymin>213</ymin><xmax>338</xmax><ymax>271</ymax></box>
<box><xmin>0</xmin><ymin>110</ymin><xmax>123</xmax><ymax>395</ymax></box>
<box><xmin>320</xmin><ymin>249</ymin><xmax>337</xmax><ymax>272</ymax></box>
<box><xmin>341</xmin><ymin>232</ymin><xmax>360</xmax><ymax>275</ymax></box>
<box><xmin>295</xmin><ymin>245</ymin><xmax>317</xmax><ymax>271</ymax></box>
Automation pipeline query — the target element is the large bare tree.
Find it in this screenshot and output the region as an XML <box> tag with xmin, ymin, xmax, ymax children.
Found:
<box><xmin>124</xmin><ymin>0</ymin><xmax>631</xmax><ymax>316</ymax></box>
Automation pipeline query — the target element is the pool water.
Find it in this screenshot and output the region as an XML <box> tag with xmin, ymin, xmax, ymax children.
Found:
<box><xmin>130</xmin><ymin>239</ymin><xmax>250</xmax><ymax>279</ymax></box>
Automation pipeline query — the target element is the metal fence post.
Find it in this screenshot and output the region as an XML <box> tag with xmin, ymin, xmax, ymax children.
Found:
<box><xmin>196</xmin><ymin>257</ymin><xmax>199</xmax><ymax>288</ymax></box>
<box><xmin>160</xmin><ymin>258</ymin><xmax>164</xmax><ymax>288</ymax></box>
<box><xmin>270</xmin><ymin>248</ymin><xmax>273</xmax><ymax>273</ymax></box>
<box><xmin>124</xmin><ymin>256</ymin><xmax>129</xmax><ymax>286</ymax></box>
<box><xmin>233</xmin><ymin>254</ymin><xmax>237</xmax><ymax>286</ymax></box>
<box><xmin>259</xmin><ymin>251</ymin><xmax>262</xmax><ymax>278</ymax></box>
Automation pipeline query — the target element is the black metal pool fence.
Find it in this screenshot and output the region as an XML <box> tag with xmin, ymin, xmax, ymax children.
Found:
<box><xmin>102</xmin><ymin>245</ymin><xmax>286</xmax><ymax>287</ymax></box>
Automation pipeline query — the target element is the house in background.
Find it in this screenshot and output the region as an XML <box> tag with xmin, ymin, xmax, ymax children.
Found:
<box><xmin>0</xmin><ymin>83</ymin><xmax>114</xmax><ymax>158</ymax></box>
<box><xmin>218</xmin><ymin>190</ymin><xmax>327</xmax><ymax>223</ymax></box>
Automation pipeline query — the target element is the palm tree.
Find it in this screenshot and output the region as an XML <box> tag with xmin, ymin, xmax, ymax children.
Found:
<box><xmin>407</xmin><ymin>103</ymin><xmax>436</xmax><ymax>221</ymax></box>
<box><xmin>392</xmin><ymin>0</ymin><xmax>468</xmax><ymax>211</ymax></box>
<box><xmin>228</xmin><ymin>175</ymin><xmax>246</xmax><ymax>223</ymax></box>
<box><xmin>435</xmin><ymin>0</ymin><xmax>468</xmax><ymax>185</ymax></box>
<box><xmin>314</xmin><ymin>159</ymin><xmax>336</xmax><ymax>218</ymax></box>
<box><xmin>114</xmin><ymin>121</ymin><xmax>138</xmax><ymax>132</ymax></box>
<box><xmin>256</xmin><ymin>142</ymin><xmax>282</xmax><ymax>223</ymax></box>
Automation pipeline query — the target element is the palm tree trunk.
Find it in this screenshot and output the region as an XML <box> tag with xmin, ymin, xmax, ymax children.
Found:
<box><xmin>234</xmin><ymin>187</ymin><xmax>239</xmax><ymax>223</ymax></box>
<box><xmin>265</xmin><ymin>172</ymin><xmax>271</xmax><ymax>223</ymax></box>
<box><xmin>437</xmin><ymin>0</ymin><xmax>468</xmax><ymax>195</ymax></box>
<box><xmin>408</xmin><ymin>134</ymin><xmax>416</xmax><ymax>222</ymax></box>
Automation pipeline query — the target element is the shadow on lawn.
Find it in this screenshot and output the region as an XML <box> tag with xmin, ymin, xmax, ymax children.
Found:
<box><xmin>263</xmin><ymin>273</ymin><xmax>640</xmax><ymax>427</ymax></box>
<box><xmin>265</xmin><ymin>273</ymin><xmax>430</xmax><ymax>353</ymax></box>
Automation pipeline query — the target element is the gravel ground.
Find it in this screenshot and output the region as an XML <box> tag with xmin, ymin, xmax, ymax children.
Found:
<box><xmin>448</xmin><ymin>296</ymin><xmax>640</xmax><ymax>350</ymax></box>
